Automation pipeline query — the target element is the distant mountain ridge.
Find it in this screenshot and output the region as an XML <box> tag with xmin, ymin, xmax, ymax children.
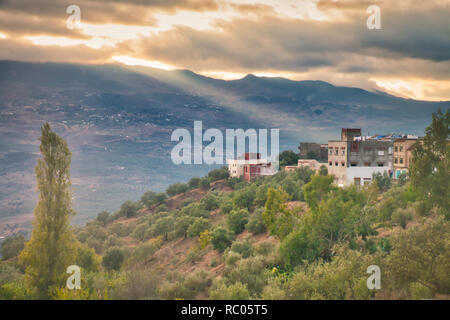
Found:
<box><xmin>0</xmin><ymin>60</ymin><xmax>448</xmax><ymax>227</ymax></box>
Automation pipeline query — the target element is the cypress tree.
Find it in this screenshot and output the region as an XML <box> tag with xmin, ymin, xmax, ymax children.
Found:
<box><xmin>19</xmin><ymin>123</ymin><xmax>76</xmax><ymax>298</ymax></box>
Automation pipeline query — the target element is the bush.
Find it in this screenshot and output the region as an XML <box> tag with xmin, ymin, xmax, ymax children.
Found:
<box><xmin>200</xmin><ymin>193</ymin><xmax>220</xmax><ymax>211</ymax></box>
<box><xmin>188</xmin><ymin>177</ymin><xmax>202</xmax><ymax>189</ymax></box>
<box><xmin>246</xmin><ymin>210</ymin><xmax>266</xmax><ymax>235</ymax></box>
<box><xmin>198</xmin><ymin>230</ymin><xmax>211</xmax><ymax>249</ymax></box>
<box><xmin>166</xmin><ymin>182</ymin><xmax>190</xmax><ymax>196</ymax></box>
<box><xmin>208</xmin><ymin>167</ymin><xmax>229</xmax><ymax>181</ymax></box>
<box><xmin>102</xmin><ymin>247</ymin><xmax>125</xmax><ymax>271</ymax></box>
<box><xmin>378</xmin><ymin>197</ymin><xmax>397</xmax><ymax>222</ymax></box>
<box><xmin>225</xmin><ymin>251</ymin><xmax>242</xmax><ymax>266</ymax></box>
<box><xmin>234</xmin><ymin>188</ymin><xmax>255</xmax><ymax>210</ymax></box>
<box><xmin>392</xmin><ymin>207</ymin><xmax>413</xmax><ymax>229</ymax></box>
<box><xmin>227</xmin><ymin>209</ymin><xmax>249</xmax><ymax>234</ymax></box>
<box><xmin>219</xmin><ymin>198</ymin><xmax>234</xmax><ymax>214</ymax></box>
<box><xmin>131</xmin><ymin>223</ymin><xmax>149</xmax><ymax>241</ymax></box>
<box><xmin>96</xmin><ymin>211</ymin><xmax>110</xmax><ymax>226</ymax></box>
<box><xmin>372</xmin><ymin>172</ymin><xmax>392</xmax><ymax>192</ymax></box>
<box><xmin>0</xmin><ymin>235</ymin><xmax>25</xmax><ymax>260</ymax></box>
<box><xmin>187</xmin><ymin>218</ymin><xmax>210</xmax><ymax>238</ymax></box>
<box><xmin>76</xmin><ymin>244</ymin><xmax>101</xmax><ymax>272</ymax></box>
<box><xmin>209</xmin><ymin>281</ymin><xmax>250</xmax><ymax>300</ymax></box>
<box><xmin>230</xmin><ymin>239</ymin><xmax>253</xmax><ymax>258</ymax></box>
<box><xmin>223</xmin><ymin>255</ymin><xmax>267</xmax><ymax>295</ymax></box>
<box><xmin>131</xmin><ymin>241</ymin><xmax>160</xmax><ymax>263</ymax></box>
<box><xmin>119</xmin><ymin>200</ymin><xmax>141</xmax><ymax>218</ymax></box>
<box><xmin>211</xmin><ymin>227</ymin><xmax>234</xmax><ymax>252</ymax></box>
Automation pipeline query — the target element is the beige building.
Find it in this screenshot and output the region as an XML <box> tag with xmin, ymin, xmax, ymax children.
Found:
<box><xmin>284</xmin><ymin>159</ymin><xmax>324</xmax><ymax>172</ymax></box>
<box><xmin>393</xmin><ymin>138</ymin><xmax>420</xmax><ymax>179</ymax></box>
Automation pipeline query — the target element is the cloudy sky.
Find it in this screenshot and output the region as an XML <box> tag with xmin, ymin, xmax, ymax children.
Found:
<box><xmin>0</xmin><ymin>0</ymin><xmax>449</xmax><ymax>101</ymax></box>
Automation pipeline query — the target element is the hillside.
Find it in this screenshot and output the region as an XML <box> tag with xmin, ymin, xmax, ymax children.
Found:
<box><xmin>1</xmin><ymin>60</ymin><xmax>449</xmax><ymax>227</ymax></box>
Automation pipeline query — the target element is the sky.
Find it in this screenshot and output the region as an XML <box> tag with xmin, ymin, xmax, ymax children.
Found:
<box><xmin>0</xmin><ymin>0</ymin><xmax>449</xmax><ymax>101</ymax></box>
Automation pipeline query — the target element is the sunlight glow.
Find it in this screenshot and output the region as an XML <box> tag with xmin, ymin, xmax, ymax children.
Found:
<box><xmin>112</xmin><ymin>55</ymin><xmax>176</xmax><ymax>71</ymax></box>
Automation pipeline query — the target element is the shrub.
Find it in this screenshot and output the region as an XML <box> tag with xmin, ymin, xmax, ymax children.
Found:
<box><xmin>198</xmin><ymin>230</ymin><xmax>211</xmax><ymax>249</ymax></box>
<box><xmin>187</xmin><ymin>218</ymin><xmax>210</xmax><ymax>238</ymax></box>
<box><xmin>223</xmin><ymin>255</ymin><xmax>267</xmax><ymax>295</ymax></box>
<box><xmin>225</xmin><ymin>251</ymin><xmax>242</xmax><ymax>266</ymax></box>
<box><xmin>392</xmin><ymin>207</ymin><xmax>413</xmax><ymax>229</ymax></box>
<box><xmin>219</xmin><ymin>198</ymin><xmax>234</xmax><ymax>214</ymax></box>
<box><xmin>230</xmin><ymin>239</ymin><xmax>253</xmax><ymax>258</ymax></box>
<box><xmin>188</xmin><ymin>177</ymin><xmax>201</xmax><ymax>189</ymax></box>
<box><xmin>131</xmin><ymin>223</ymin><xmax>149</xmax><ymax>241</ymax></box>
<box><xmin>102</xmin><ymin>247</ymin><xmax>125</xmax><ymax>271</ymax></box>
<box><xmin>76</xmin><ymin>244</ymin><xmax>101</xmax><ymax>272</ymax></box>
<box><xmin>208</xmin><ymin>167</ymin><xmax>229</xmax><ymax>181</ymax></box>
<box><xmin>254</xmin><ymin>240</ymin><xmax>275</xmax><ymax>256</ymax></box>
<box><xmin>211</xmin><ymin>227</ymin><xmax>234</xmax><ymax>252</ymax></box>
<box><xmin>227</xmin><ymin>209</ymin><xmax>249</xmax><ymax>234</ymax></box>
<box><xmin>200</xmin><ymin>193</ymin><xmax>220</xmax><ymax>211</ymax></box>
<box><xmin>0</xmin><ymin>235</ymin><xmax>25</xmax><ymax>260</ymax></box>
<box><xmin>246</xmin><ymin>210</ymin><xmax>266</xmax><ymax>235</ymax></box>
<box><xmin>209</xmin><ymin>281</ymin><xmax>250</xmax><ymax>300</ymax></box>
<box><xmin>119</xmin><ymin>200</ymin><xmax>141</xmax><ymax>218</ymax></box>
<box><xmin>96</xmin><ymin>211</ymin><xmax>110</xmax><ymax>226</ymax></box>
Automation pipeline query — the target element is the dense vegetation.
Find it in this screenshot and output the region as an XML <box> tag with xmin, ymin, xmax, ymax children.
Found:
<box><xmin>0</xmin><ymin>110</ymin><xmax>448</xmax><ymax>300</ymax></box>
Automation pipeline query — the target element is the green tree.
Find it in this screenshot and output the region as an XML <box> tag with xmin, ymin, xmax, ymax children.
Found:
<box><xmin>279</xmin><ymin>150</ymin><xmax>299</xmax><ymax>167</ymax></box>
<box><xmin>188</xmin><ymin>177</ymin><xmax>201</xmax><ymax>189</ymax></box>
<box><xmin>410</xmin><ymin>109</ymin><xmax>449</xmax><ymax>218</ymax></box>
<box><xmin>302</xmin><ymin>175</ymin><xmax>335</xmax><ymax>212</ymax></box>
<box><xmin>227</xmin><ymin>209</ymin><xmax>249</xmax><ymax>234</ymax></box>
<box><xmin>208</xmin><ymin>166</ymin><xmax>229</xmax><ymax>181</ymax></box>
<box><xmin>102</xmin><ymin>247</ymin><xmax>124</xmax><ymax>271</ymax></box>
<box><xmin>187</xmin><ymin>218</ymin><xmax>210</xmax><ymax>238</ymax></box>
<box><xmin>119</xmin><ymin>200</ymin><xmax>140</xmax><ymax>218</ymax></box>
<box><xmin>372</xmin><ymin>172</ymin><xmax>391</xmax><ymax>192</ymax></box>
<box><xmin>19</xmin><ymin>123</ymin><xmax>76</xmax><ymax>298</ymax></box>
<box><xmin>319</xmin><ymin>165</ymin><xmax>328</xmax><ymax>176</ymax></box>
<box><xmin>96</xmin><ymin>211</ymin><xmax>110</xmax><ymax>226</ymax></box>
<box><xmin>211</xmin><ymin>227</ymin><xmax>234</xmax><ymax>252</ymax></box>
<box><xmin>263</xmin><ymin>188</ymin><xmax>295</xmax><ymax>239</ymax></box>
<box><xmin>1</xmin><ymin>235</ymin><xmax>26</xmax><ymax>260</ymax></box>
<box><xmin>234</xmin><ymin>187</ymin><xmax>255</xmax><ymax>210</ymax></box>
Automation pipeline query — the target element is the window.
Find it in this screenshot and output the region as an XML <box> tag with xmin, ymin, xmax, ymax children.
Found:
<box><xmin>364</xmin><ymin>162</ymin><xmax>371</xmax><ymax>166</ymax></box>
<box><xmin>400</xmin><ymin>158</ymin><xmax>403</xmax><ymax>164</ymax></box>
<box><xmin>388</xmin><ymin>147</ymin><xmax>393</xmax><ymax>154</ymax></box>
<box><xmin>364</xmin><ymin>147</ymin><xmax>373</xmax><ymax>154</ymax></box>
<box><xmin>394</xmin><ymin>146</ymin><xmax>398</xmax><ymax>152</ymax></box>
<box><xmin>394</xmin><ymin>157</ymin><xmax>398</xmax><ymax>164</ymax></box>
<box><xmin>335</xmin><ymin>149</ymin><xmax>338</xmax><ymax>155</ymax></box>
<box><xmin>329</xmin><ymin>150</ymin><xmax>333</xmax><ymax>155</ymax></box>
<box><xmin>329</xmin><ymin>162</ymin><xmax>332</xmax><ymax>166</ymax></box>
<box><xmin>335</xmin><ymin>162</ymin><xmax>338</xmax><ymax>166</ymax></box>
<box><xmin>377</xmin><ymin>149</ymin><xmax>385</xmax><ymax>156</ymax></box>
<box><xmin>377</xmin><ymin>162</ymin><xmax>384</xmax><ymax>167</ymax></box>
<box><xmin>341</xmin><ymin>162</ymin><xmax>345</xmax><ymax>166</ymax></box>
<box><xmin>350</xmin><ymin>163</ymin><xmax>357</xmax><ymax>167</ymax></box>
<box><xmin>342</xmin><ymin>149</ymin><xmax>345</xmax><ymax>155</ymax></box>
<box><xmin>400</xmin><ymin>146</ymin><xmax>403</xmax><ymax>152</ymax></box>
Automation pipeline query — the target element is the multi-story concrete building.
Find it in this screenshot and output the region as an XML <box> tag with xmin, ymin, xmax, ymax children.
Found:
<box><xmin>328</xmin><ymin>128</ymin><xmax>395</xmax><ymax>186</ymax></box>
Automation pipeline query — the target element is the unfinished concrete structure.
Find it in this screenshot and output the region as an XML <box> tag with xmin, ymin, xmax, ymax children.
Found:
<box><xmin>328</xmin><ymin>128</ymin><xmax>395</xmax><ymax>186</ymax></box>
<box><xmin>298</xmin><ymin>142</ymin><xmax>328</xmax><ymax>161</ymax></box>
